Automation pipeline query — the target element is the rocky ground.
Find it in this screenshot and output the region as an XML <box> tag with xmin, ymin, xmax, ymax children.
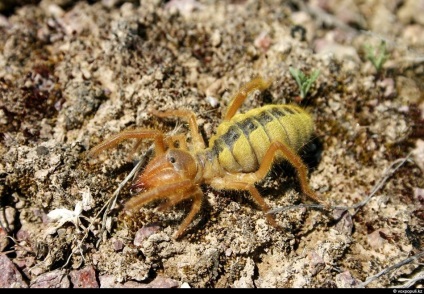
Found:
<box><xmin>0</xmin><ymin>0</ymin><xmax>423</xmax><ymax>288</ymax></box>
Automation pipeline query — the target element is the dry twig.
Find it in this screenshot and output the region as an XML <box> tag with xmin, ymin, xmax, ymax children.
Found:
<box><xmin>61</xmin><ymin>146</ymin><xmax>152</xmax><ymax>268</ymax></box>
<box><xmin>357</xmin><ymin>250</ymin><xmax>424</xmax><ymax>288</ymax></box>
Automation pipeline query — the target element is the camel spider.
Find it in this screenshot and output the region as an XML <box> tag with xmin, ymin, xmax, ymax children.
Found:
<box><xmin>88</xmin><ymin>76</ymin><xmax>325</xmax><ymax>238</ymax></box>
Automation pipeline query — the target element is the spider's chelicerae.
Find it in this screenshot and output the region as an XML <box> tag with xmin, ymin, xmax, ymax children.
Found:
<box><xmin>88</xmin><ymin>77</ymin><xmax>325</xmax><ymax>238</ymax></box>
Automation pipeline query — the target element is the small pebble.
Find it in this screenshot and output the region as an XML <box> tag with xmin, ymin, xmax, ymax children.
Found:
<box><xmin>30</xmin><ymin>269</ymin><xmax>70</xmax><ymax>288</ymax></box>
<box><xmin>69</xmin><ymin>265</ymin><xmax>99</xmax><ymax>288</ymax></box>
<box><xmin>0</xmin><ymin>255</ymin><xmax>28</xmax><ymax>288</ymax></box>
<box><xmin>133</xmin><ymin>224</ymin><xmax>160</xmax><ymax>246</ymax></box>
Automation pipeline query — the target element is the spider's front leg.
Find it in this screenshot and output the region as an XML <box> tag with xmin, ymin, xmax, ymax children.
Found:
<box><xmin>88</xmin><ymin>129</ymin><xmax>167</xmax><ymax>158</ymax></box>
<box><xmin>124</xmin><ymin>180</ymin><xmax>203</xmax><ymax>239</ymax></box>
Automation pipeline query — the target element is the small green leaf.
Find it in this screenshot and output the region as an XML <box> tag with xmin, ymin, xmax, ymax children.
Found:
<box><xmin>289</xmin><ymin>67</ymin><xmax>320</xmax><ymax>99</ymax></box>
<box><xmin>364</xmin><ymin>41</ymin><xmax>389</xmax><ymax>72</ymax></box>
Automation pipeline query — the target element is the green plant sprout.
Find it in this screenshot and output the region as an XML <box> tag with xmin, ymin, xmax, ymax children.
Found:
<box><xmin>289</xmin><ymin>67</ymin><xmax>320</xmax><ymax>99</ymax></box>
<box><xmin>364</xmin><ymin>41</ymin><xmax>390</xmax><ymax>72</ymax></box>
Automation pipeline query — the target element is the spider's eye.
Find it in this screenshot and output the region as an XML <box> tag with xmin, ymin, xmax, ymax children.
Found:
<box><xmin>169</xmin><ymin>156</ymin><xmax>176</xmax><ymax>164</ymax></box>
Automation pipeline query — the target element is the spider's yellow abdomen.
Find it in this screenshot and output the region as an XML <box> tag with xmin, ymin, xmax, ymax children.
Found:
<box><xmin>208</xmin><ymin>104</ymin><xmax>313</xmax><ymax>173</ymax></box>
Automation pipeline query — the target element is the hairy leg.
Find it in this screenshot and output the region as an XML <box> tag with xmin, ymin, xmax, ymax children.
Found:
<box><xmin>224</xmin><ymin>76</ymin><xmax>271</xmax><ymax>121</ymax></box>
<box><xmin>124</xmin><ymin>180</ymin><xmax>203</xmax><ymax>239</ymax></box>
<box><xmin>255</xmin><ymin>141</ymin><xmax>324</xmax><ymax>204</ymax></box>
<box><xmin>210</xmin><ymin>178</ymin><xmax>278</xmax><ymax>228</ymax></box>
<box><xmin>88</xmin><ymin>129</ymin><xmax>166</xmax><ymax>158</ymax></box>
<box><xmin>126</xmin><ymin>133</ymin><xmax>189</xmax><ymax>162</ymax></box>
<box><xmin>173</xmin><ymin>189</ymin><xmax>203</xmax><ymax>239</ymax></box>
<box><xmin>124</xmin><ymin>179</ymin><xmax>193</xmax><ymax>212</ymax></box>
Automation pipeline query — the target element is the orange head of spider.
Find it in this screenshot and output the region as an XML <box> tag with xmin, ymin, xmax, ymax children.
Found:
<box><xmin>131</xmin><ymin>148</ymin><xmax>198</xmax><ymax>191</ymax></box>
